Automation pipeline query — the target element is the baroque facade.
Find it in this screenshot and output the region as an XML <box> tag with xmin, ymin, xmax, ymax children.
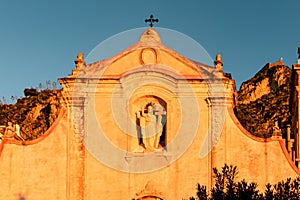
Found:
<box><xmin>0</xmin><ymin>28</ymin><xmax>300</xmax><ymax>199</ymax></box>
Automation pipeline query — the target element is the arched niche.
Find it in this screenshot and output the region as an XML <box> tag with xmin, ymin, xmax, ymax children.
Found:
<box><xmin>133</xmin><ymin>181</ymin><xmax>165</xmax><ymax>200</ymax></box>
<box><xmin>136</xmin><ymin>196</ymin><xmax>163</xmax><ymax>200</ymax></box>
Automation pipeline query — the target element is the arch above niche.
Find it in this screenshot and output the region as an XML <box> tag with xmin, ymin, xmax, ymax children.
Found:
<box><xmin>137</xmin><ymin>196</ymin><xmax>163</xmax><ymax>200</ymax></box>
<box><xmin>130</xmin><ymin>95</ymin><xmax>166</xmax><ymax>115</ymax></box>
<box><xmin>134</xmin><ymin>181</ymin><xmax>165</xmax><ymax>200</ymax></box>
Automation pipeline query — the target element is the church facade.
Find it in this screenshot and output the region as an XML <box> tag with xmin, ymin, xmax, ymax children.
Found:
<box><xmin>0</xmin><ymin>28</ymin><xmax>299</xmax><ymax>199</ymax></box>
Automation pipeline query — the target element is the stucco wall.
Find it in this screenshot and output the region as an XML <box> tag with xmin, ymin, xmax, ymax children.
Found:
<box><xmin>211</xmin><ymin>106</ymin><xmax>300</xmax><ymax>187</ymax></box>
<box><xmin>0</xmin><ymin>104</ymin><xmax>299</xmax><ymax>200</ymax></box>
<box><xmin>82</xmin><ymin>107</ymin><xmax>300</xmax><ymax>200</ymax></box>
<box><xmin>0</xmin><ymin>109</ymin><xmax>67</xmax><ymax>200</ymax></box>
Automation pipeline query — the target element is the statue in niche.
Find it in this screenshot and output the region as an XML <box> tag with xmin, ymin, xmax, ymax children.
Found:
<box><xmin>135</xmin><ymin>102</ymin><xmax>166</xmax><ymax>152</ymax></box>
<box><xmin>144</xmin><ymin>105</ymin><xmax>157</xmax><ymax>150</ymax></box>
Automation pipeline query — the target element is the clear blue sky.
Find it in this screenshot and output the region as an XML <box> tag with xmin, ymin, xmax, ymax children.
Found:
<box><xmin>0</xmin><ymin>0</ymin><xmax>299</xmax><ymax>100</ymax></box>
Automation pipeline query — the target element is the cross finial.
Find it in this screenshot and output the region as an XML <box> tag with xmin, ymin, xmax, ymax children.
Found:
<box><xmin>145</xmin><ymin>14</ymin><xmax>159</xmax><ymax>27</ymax></box>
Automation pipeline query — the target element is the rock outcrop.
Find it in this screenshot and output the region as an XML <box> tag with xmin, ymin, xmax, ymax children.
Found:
<box><xmin>234</xmin><ymin>60</ymin><xmax>291</xmax><ymax>138</ymax></box>
<box><xmin>0</xmin><ymin>89</ymin><xmax>62</xmax><ymax>140</ymax></box>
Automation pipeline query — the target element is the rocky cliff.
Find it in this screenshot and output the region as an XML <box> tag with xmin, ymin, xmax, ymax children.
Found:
<box><xmin>234</xmin><ymin>60</ymin><xmax>291</xmax><ymax>138</ymax></box>
<box><xmin>0</xmin><ymin>89</ymin><xmax>62</xmax><ymax>140</ymax></box>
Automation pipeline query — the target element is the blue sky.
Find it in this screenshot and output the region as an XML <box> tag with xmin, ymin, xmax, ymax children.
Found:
<box><xmin>0</xmin><ymin>0</ymin><xmax>299</xmax><ymax>100</ymax></box>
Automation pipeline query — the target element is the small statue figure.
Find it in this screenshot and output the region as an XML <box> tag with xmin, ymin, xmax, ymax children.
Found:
<box><xmin>143</xmin><ymin>105</ymin><xmax>157</xmax><ymax>150</ymax></box>
<box><xmin>272</xmin><ymin>121</ymin><xmax>282</xmax><ymax>137</ymax></box>
<box><xmin>74</xmin><ymin>52</ymin><xmax>85</xmax><ymax>69</ymax></box>
<box><xmin>214</xmin><ymin>53</ymin><xmax>223</xmax><ymax>71</ymax></box>
<box><xmin>3</xmin><ymin>122</ymin><xmax>16</xmax><ymax>139</ymax></box>
<box><xmin>135</xmin><ymin>103</ymin><xmax>166</xmax><ymax>152</ymax></box>
<box><xmin>216</xmin><ymin>53</ymin><xmax>221</xmax><ymax>61</ymax></box>
<box><xmin>14</xmin><ymin>124</ymin><xmax>24</xmax><ymax>141</ymax></box>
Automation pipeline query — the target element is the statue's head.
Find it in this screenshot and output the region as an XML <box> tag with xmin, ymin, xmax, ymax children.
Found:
<box><xmin>147</xmin><ymin>105</ymin><xmax>153</xmax><ymax>113</ymax></box>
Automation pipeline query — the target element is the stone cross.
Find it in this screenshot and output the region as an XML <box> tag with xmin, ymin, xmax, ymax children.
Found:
<box><xmin>145</xmin><ymin>14</ymin><xmax>159</xmax><ymax>27</ymax></box>
<box><xmin>154</xmin><ymin>105</ymin><xmax>166</xmax><ymax>127</ymax></box>
<box><xmin>155</xmin><ymin>105</ymin><xmax>166</xmax><ymax>116</ymax></box>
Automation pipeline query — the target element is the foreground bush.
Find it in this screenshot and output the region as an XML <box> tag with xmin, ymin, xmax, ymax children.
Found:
<box><xmin>188</xmin><ymin>164</ymin><xmax>300</xmax><ymax>200</ymax></box>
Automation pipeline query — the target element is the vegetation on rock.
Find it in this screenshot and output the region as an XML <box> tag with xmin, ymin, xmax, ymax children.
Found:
<box><xmin>0</xmin><ymin>88</ymin><xmax>62</xmax><ymax>140</ymax></box>
<box><xmin>234</xmin><ymin>63</ymin><xmax>291</xmax><ymax>138</ymax></box>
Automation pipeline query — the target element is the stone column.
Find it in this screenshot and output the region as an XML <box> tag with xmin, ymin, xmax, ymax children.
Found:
<box><xmin>59</xmin><ymin>76</ymin><xmax>87</xmax><ymax>199</ymax></box>
<box><xmin>68</xmin><ymin>95</ymin><xmax>86</xmax><ymax>200</ymax></box>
